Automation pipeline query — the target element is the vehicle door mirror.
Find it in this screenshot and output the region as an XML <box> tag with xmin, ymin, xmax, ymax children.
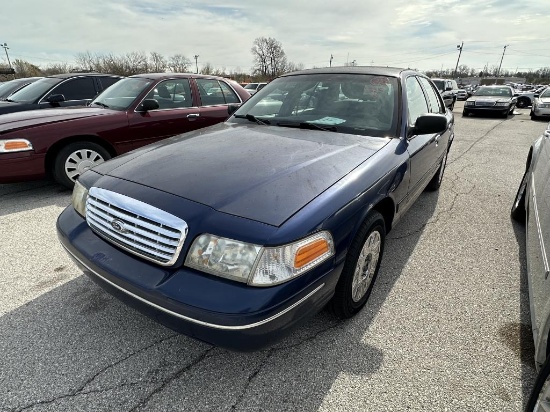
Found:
<box><xmin>46</xmin><ymin>94</ymin><xmax>66</xmax><ymax>104</ymax></box>
<box><xmin>227</xmin><ymin>103</ymin><xmax>240</xmax><ymax>115</ymax></box>
<box><xmin>534</xmin><ymin>94</ymin><xmax>540</xmax><ymax>98</ymax></box>
<box><xmin>414</xmin><ymin>114</ymin><xmax>448</xmax><ymax>134</ymax></box>
<box><xmin>138</xmin><ymin>99</ymin><xmax>159</xmax><ymax>112</ymax></box>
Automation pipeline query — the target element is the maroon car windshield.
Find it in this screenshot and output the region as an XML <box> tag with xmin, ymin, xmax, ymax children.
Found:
<box><xmin>91</xmin><ymin>78</ymin><xmax>153</xmax><ymax>110</ymax></box>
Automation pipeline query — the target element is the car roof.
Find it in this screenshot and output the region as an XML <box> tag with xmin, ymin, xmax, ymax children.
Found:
<box><xmin>280</xmin><ymin>66</ymin><xmax>413</xmax><ymax>78</ymax></box>
<box><xmin>46</xmin><ymin>73</ymin><xmax>123</xmax><ymax>79</ymax></box>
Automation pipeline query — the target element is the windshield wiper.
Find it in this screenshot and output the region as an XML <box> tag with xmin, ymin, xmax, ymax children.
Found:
<box><xmin>234</xmin><ymin>113</ymin><xmax>270</xmax><ymax>125</ymax></box>
<box><xmin>276</xmin><ymin>121</ymin><xmax>338</xmax><ymax>132</ymax></box>
<box><xmin>92</xmin><ymin>101</ymin><xmax>109</xmax><ymax>108</ymax></box>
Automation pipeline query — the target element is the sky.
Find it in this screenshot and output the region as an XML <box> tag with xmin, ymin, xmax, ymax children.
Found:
<box><xmin>1</xmin><ymin>0</ymin><xmax>549</xmax><ymax>75</ymax></box>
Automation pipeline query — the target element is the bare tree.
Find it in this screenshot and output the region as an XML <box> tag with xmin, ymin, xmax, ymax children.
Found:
<box><xmin>11</xmin><ymin>59</ymin><xmax>42</xmax><ymax>77</ymax></box>
<box><xmin>149</xmin><ymin>52</ymin><xmax>166</xmax><ymax>73</ymax></box>
<box><xmin>168</xmin><ymin>54</ymin><xmax>191</xmax><ymax>73</ymax></box>
<box><xmin>200</xmin><ymin>62</ymin><xmax>214</xmax><ymax>75</ymax></box>
<box><xmin>251</xmin><ymin>37</ymin><xmax>288</xmax><ymax>79</ymax></box>
<box><xmin>42</xmin><ymin>63</ymin><xmax>74</xmax><ymax>75</ymax></box>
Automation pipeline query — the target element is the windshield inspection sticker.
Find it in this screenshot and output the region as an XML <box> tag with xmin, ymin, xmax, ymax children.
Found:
<box><xmin>307</xmin><ymin>117</ymin><xmax>346</xmax><ymax>125</ymax></box>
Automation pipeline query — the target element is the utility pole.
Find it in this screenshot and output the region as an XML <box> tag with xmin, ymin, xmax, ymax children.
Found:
<box><xmin>193</xmin><ymin>54</ymin><xmax>199</xmax><ymax>74</ymax></box>
<box><xmin>496</xmin><ymin>45</ymin><xmax>508</xmax><ymax>77</ymax></box>
<box><xmin>1</xmin><ymin>42</ymin><xmax>14</xmax><ymax>79</ymax></box>
<box><xmin>329</xmin><ymin>54</ymin><xmax>333</xmax><ymax>67</ymax></box>
<box><xmin>453</xmin><ymin>41</ymin><xmax>463</xmax><ymax>79</ymax></box>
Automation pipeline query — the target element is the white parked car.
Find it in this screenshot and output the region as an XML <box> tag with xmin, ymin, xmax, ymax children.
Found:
<box><xmin>531</xmin><ymin>87</ymin><xmax>550</xmax><ymax>120</ymax></box>
<box><xmin>243</xmin><ymin>82</ymin><xmax>268</xmax><ymax>95</ymax></box>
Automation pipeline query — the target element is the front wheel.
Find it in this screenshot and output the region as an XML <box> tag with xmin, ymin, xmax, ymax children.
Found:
<box><xmin>331</xmin><ymin>211</ymin><xmax>385</xmax><ymax>319</ymax></box>
<box><xmin>526</xmin><ymin>354</ymin><xmax>550</xmax><ymax>411</ymax></box>
<box><xmin>462</xmin><ymin>110</ymin><xmax>469</xmax><ymax>117</ymax></box>
<box><xmin>53</xmin><ymin>142</ymin><xmax>111</xmax><ymax>189</ymax></box>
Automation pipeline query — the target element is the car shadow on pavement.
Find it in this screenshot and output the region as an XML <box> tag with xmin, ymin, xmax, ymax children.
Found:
<box><xmin>0</xmin><ymin>191</ymin><xmax>439</xmax><ymax>411</ymax></box>
<box><xmin>0</xmin><ymin>180</ymin><xmax>71</xmax><ymax>217</ymax></box>
<box><xmin>511</xmin><ymin>219</ymin><xmax>538</xmax><ymax>409</ymax></box>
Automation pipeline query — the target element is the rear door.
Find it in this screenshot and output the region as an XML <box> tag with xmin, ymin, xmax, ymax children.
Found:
<box><xmin>194</xmin><ymin>78</ymin><xmax>243</xmax><ymax>128</ymax></box>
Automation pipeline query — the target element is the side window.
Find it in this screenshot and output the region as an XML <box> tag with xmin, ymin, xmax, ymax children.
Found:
<box><xmin>219</xmin><ymin>81</ymin><xmax>240</xmax><ymax>103</ymax></box>
<box><xmin>196</xmin><ymin>79</ymin><xmax>226</xmax><ymax>106</ymax></box>
<box><xmin>405</xmin><ymin>76</ymin><xmax>429</xmax><ymax>124</ymax></box>
<box><xmin>99</xmin><ymin>76</ymin><xmax>121</xmax><ymax>90</ymax></box>
<box><xmin>418</xmin><ymin>77</ymin><xmax>444</xmax><ymax>113</ymax></box>
<box><xmin>148</xmin><ymin>79</ymin><xmax>193</xmax><ymax>109</ymax></box>
<box><xmin>46</xmin><ymin>77</ymin><xmax>97</xmax><ymax>101</ymax></box>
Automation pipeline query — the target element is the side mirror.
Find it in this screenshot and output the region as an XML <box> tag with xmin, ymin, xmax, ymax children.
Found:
<box><xmin>138</xmin><ymin>99</ymin><xmax>159</xmax><ymax>112</ymax></box>
<box><xmin>534</xmin><ymin>94</ymin><xmax>540</xmax><ymax>98</ymax></box>
<box><xmin>47</xmin><ymin>94</ymin><xmax>65</xmax><ymax>104</ymax></box>
<box><xmin>227</xmin><ymin>103</ymin><xmax>240</xmax><ymax>115</ymax></box>
<box><xmin>414</xmin><ymin>114</ymin><xmax>448</xmax><ymax>135</ymax></box>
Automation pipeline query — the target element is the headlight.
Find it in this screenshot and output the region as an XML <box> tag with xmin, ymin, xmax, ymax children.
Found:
<box><xmin>465</xmin><ymin>101</ymin><xmax>475</xmax><ymax>106</ymax></box>
<box><xmin>185</xmin><ymin>231</ymin><xmax>335</xmax><ymax>286</ymax></box>
<box><xmin>72</xmin><ymin>180</ymin><xmax>89</xmax><ymax>217</ymax></box>
<box><xmin>250</xmin><ymin>231</ymin><xmax>334</xmax><ymax>286</ymax></box>
<box><xmin>495</xmin><ymin>102</ymin><xmax>509</xmax><ymax>106</ymax></box>
<box><xmin>0</xmin><ymin>139</ymin><xmax>33</xmax><ymax>153</ymax></box>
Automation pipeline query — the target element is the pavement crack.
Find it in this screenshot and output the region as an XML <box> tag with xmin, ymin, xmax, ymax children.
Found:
<box><xmin>12</xmin><ymin>334</ymin><xmax>179</xmax><ymax>412</ymax></box>
<box><xmin>128</xmin><ymin>345</ymin><xmax>214</xmax><ymax>412</ymax></box>
<box><xmin>447</xmin><ymin>121</ymin><xmax>504</xmax><ymax>166</ymax></box>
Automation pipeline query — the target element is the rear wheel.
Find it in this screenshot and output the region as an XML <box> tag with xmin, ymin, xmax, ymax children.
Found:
<box><xmin>331</xmin><ymin>211</ymin><xmax>385</xmax><ymax>319</ymax></box>
<box><xmin>511</xmin><ymin>169</ymin><xmax>528</xmax><ymax>222</ymax></box>
<box><xmin>517</xmin><ymin>97</ymin><xmax>530</xmax><ymax>109</ymax></box>
<box><xmin>426</xmin><ymin>148</ymin><xmax>449</xmax><ymax>191</ymax></box>
<box><xmin>53</xmin><ymin>142</ymin><xmax>111</xmax><ymax>189</ymax></box>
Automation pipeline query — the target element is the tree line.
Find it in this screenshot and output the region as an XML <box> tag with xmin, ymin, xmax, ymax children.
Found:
<box><xmin>1</xmin><ymin>37</ymin><xmax>549</xmax><ymax>84</ymax></box>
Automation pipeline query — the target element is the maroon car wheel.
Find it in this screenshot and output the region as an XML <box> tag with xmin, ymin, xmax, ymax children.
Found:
<box><xmin>53</xmin><ymin>142</ymin><xmax>111</xmax><ymax>188</ymax></box>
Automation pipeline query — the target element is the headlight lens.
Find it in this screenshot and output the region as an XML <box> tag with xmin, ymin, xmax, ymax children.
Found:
<box><xmin>465</xmin><ymin>101</ymin><xmax>475</xmax><ymax>106</ymax></box>
<box><xmin>185</xmin><ymin>234</ymin><xmax>262</xmax><ymax>283</ymax></box>
<box><xmin>250</xmin><ymin>231</ymin><xmax>334</xmax><ymax>286</ymax></box>
<box><xmin>0</xmin><ymin>139</ymin><xmax>33</xmax><ymax>153</ymax></box>
<box><xmin>185</xmin><ymin>231</ymin><xmax>335</xmax><ymax>286</ymax></box>
<box><xmin>72</xmin><ymin>180</ymin><xmax>89</xmax><ymax>217</ymax></box>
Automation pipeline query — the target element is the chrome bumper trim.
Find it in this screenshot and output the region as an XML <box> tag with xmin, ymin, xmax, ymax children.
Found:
<box><xmin>62</xmin><ymin>243</ymin><xmax>325</xmax><ymax>331</ymax></box>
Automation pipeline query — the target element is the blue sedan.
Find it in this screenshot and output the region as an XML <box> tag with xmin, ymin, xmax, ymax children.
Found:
<box><xmin>57</xmin><ymin>67</ymin><xmax>454</xmax><ymax>351</ymax></box>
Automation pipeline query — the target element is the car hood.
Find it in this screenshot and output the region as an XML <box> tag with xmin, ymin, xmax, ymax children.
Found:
<box><xmin>0</xmin><ymin>107</ymin><xmax>116</xmax><ymax>134</ymax></box>
<box><xmin>98</xmin><ymin>123</ymin><xmax>390</xmax><ymax>226</ymax></box>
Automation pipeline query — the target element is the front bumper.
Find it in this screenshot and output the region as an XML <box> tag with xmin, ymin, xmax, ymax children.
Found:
<box><xmin>57</xmin><ymin>206</ymin><xmax>342</xmax><ymax>351</ymax></box>
<box><xmin>0</xmin><ymin>151</ymin><xmax>46</xmax><ymax>183</ymax></box>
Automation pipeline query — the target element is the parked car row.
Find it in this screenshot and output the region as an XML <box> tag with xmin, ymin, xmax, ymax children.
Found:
<box><xmin>0</xmin><ymin>76</ymin><xmax>42</xmax><ymax>100</ymax></box>
<box><xmin>0</xmin><ymin>73</ymin><xmax>250</xmax><ymax>187</ymax></box>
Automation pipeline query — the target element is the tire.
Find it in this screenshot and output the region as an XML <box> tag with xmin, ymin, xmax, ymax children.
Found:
<box><xmin>525</xmin><ymin>354</ymin><xmax>550</xmax><ymax>411</ymax></box>
<box><xmin>53</xmin><ymin>142</ymin><xmax>111</xmax><ymax>189</ymax></box>
<box><xmin>501</xmin><ymin>110</ymin><xmax>509</xmax><ymax>119</ymax></box>
<box><xmin>449</xmin><ymin>100</ymin><xmax>455</xmax><ymax>111</ymax></box>
<box><xmin>517</xmin><ymin>97</ymin><xmax>530</xmax><ymax>109</ymax></box>
<box><xmin>531</xmin><ymin>111</ymin><xmax>538</xmax><ymax>120</ymax></box>
<box><xmin>331</xmin><ymin>211</ymin><xmax>385</xmax><ymax>319</ymax></box>
<box><xmin>426</xmin><ymin>148</ymin><xmax>449</xmax><ymax>191</ymax></box>
<box><xmin>511</xmin><ymin>169</ymin><xmax>528</xmax><ymax>222</ymax></box>
<box><xmin>462</xmin><ymin>110</ymin><xmax>469</xmax><ymax>117</ymax></box>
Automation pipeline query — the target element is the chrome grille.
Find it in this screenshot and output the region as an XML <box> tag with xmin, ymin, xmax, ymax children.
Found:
<box><xmin>475</xmin><ymin>100</ymin><xmax>495</xmax><ymax>107</ymax></box>
<box><xmin>86</xmin><ymin>187</ymin><xmax>188</xmax><ymax>266</ymax></box>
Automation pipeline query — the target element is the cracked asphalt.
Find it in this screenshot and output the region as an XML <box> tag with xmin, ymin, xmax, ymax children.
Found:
<box><xmin>0</xmin><ymin>103</ymin><xmax>546</xmax><ymax>411</ymax></box>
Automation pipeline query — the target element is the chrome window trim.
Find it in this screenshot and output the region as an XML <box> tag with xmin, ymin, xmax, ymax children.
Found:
<box><xmin>531</xmin><ymin>178</ymin><xmax>550</xmax><ymax>278</ymax></box>
<box><xmin>62</xmin><ymin>243</ymin><xmax>324</xmax><ymax>331</ymax></box>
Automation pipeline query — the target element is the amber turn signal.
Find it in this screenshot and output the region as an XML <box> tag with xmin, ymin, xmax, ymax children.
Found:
<box><xmin>294</xmin><ymin>239</ymin><xmax>330</xmax><ymax>269</ymax></box>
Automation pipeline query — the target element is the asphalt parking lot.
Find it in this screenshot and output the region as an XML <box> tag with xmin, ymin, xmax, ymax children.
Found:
<box><xmin>0</xmin><ymin>102</ymin><xmax>547</xmax><ymax>411</ymax></box>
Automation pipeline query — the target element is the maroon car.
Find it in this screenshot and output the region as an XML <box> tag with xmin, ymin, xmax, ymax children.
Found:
<box><xmin>0</xmin><ymin>73</ymin><xmax>250</xmax><ymax>188</ymax></box>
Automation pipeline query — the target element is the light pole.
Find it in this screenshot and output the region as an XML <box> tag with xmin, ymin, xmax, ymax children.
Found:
<box><xmin>194</xmin><ymin>54</ymin><xmax>199</xmax><ymax>74</ymax></box>
<box><xmin>1</xmin><ymin>42</ymin><xmax>14</xmax><ymax>78</ymax></box>
<box><xmin>496</xmin><ymin>45</ymin><xmax>508</xmax><ymax>77</ymax></box>
<box><xmin>453</xmin><ymin>41</ymin><xmax>463</xmax><ymax>79</ymax></box>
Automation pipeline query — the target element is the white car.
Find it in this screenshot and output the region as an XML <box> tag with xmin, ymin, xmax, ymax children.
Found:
<box><xmin>531</xmin><ymin>88</ymin><xmax>550</xmax><ymax>120</ymax></box>
<box><xmin>456</xmin><ymin>89</ymin><xmax>468</xmax><ymax>100</ymax></box>
<box><xmin>243</xmin><ymin>82</ymin><xmax>268</xmax><ymax>95</ymax></box>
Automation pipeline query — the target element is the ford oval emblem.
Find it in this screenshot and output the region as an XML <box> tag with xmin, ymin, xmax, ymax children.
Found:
<box><xmin>110</xmin><ymin>219</ymin><xmax>127</xmax><ymax>233</ymax></box>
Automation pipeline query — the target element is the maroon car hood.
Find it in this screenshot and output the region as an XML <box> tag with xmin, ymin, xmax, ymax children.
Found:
<box><xmin>0</xmin><ymin>107</ymin><xmax>115</xmax><ymax>134</ymax></box>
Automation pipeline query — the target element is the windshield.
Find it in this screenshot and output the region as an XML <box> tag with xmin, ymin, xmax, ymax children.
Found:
<box><xmin>232</xmin><ymin>73</ymin><xmax>399</xmax><ymax>138</ymax></box>
<box><xmin>475</xmin><ymin>87</ymin><xmax>512</xmax><ymax>97</ymax></box>
<box><xmin>0</xmin><ymin>79</ymin><xmax>27</xmax><ymax>99</ymax></box>
<box><xmin>540</xmin><ymin>88</ymin><xmax>550</xmax><ymax>98</ymax></box>
<box><xmin>92</xmin><ymin>77</ymin><xmax>153</xmax><ymax>110</ymax></box>
<box><xmin>7</xmin><ymin>78</ymin><xmax>61</xmax><ymax>103</ymax></box>
<box><xmin>432</xmin><ymin>80</ymin><xmax>445</xmax><ymax>92</ymax></box>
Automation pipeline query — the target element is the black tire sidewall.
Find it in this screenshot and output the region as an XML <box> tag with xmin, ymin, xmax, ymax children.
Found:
<box><xmin>331</xmin><ymin>211</ymin><xmax>386</xmax><ymax>319</ymax></box>
<box><xmin>526</xmin><ymin>354</ymin><xmax>550</xmax><ymax>411</ymax></box>
<box><xmin>511</xmin><ymin>170</ymin><xmax>528</xmax><ymax>222</ymax></box>
<box><xmin>53</xmin><ymin>142</ymin><xmax>110</xmax><ymax>189</ymax></box>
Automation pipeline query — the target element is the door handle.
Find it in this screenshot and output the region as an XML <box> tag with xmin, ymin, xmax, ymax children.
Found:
<box><xmin>187</xmin><ymin>113</ymin><xmax>200</xmax><ymax>119</ymax></box>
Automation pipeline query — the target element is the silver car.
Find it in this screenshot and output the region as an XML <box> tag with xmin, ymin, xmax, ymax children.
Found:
<box><xmin>511</xmin><ymin>122</ymin><xmax>550</xmax><ymax>411</ymax></box>
<box><xmin>531</xmin><ymin>88</ymin><xmax>550</xmax><ymax>120</ymax></box>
